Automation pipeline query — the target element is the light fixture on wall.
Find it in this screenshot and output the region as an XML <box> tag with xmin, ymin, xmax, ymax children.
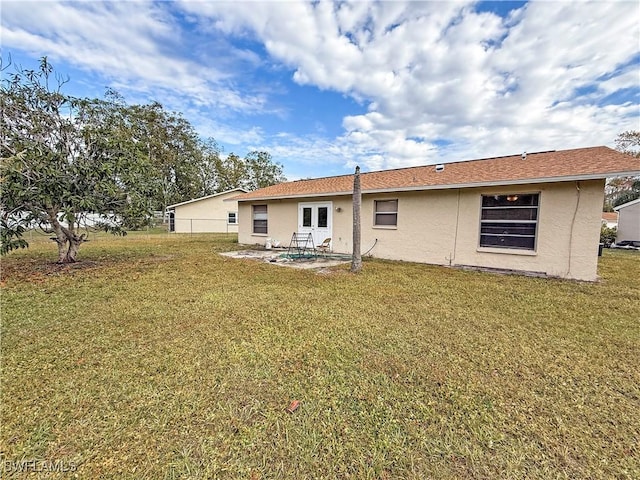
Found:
<box><xmin>335</xmin><ymin>207</ymin><xmax>342</xmax><ymax>212</ymax></box>
<box><xmin>506</xmin><ymin>195</ymin><xmax>519</xmax><ymax>202</ymax></box>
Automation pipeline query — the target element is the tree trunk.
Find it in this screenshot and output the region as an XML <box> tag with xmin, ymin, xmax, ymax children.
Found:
<box><xmin>351</xmin><ymin>166</ymin><xmax>362</xmax><ymax>273</ymax></box>
<box><xmin>48</xmin><ymin>208</ymin><xmax>84</xmax><ymax>263</ymax></box>
<box><xmin>56</xmin><ymin>231</ymin><xmax>86</xmax><ymax>263</ymax></box>
<box><xmin>54</xmin><ymin>235</ymin><xmax>69</xmax><ymax>263</ymax></box>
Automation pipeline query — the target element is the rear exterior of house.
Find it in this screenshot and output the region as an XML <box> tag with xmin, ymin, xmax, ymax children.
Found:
<box><xmin>614</xmin><ymin>198</ymin><xmax>640</xmax><ymax>243</ymax></box>
<box><xmin>234</xmin><ymin>147</ymin><xmax>639</xmax><ymax>281</ymax></box>
<box><xmin>167</xmin><ymin>189</ymin><xmax>246</xmax><ymax>233</ymax></box>
<box><xmin>237</xmin><ymin>180</ymin><xmax>604</xmax><ymax>280</ymax></box>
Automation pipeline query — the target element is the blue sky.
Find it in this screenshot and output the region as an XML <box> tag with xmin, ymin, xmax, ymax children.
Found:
<box><xmin>2</xmin><ymin>0</ymin><xmax>639</xmax><ymax>180</ymax></box>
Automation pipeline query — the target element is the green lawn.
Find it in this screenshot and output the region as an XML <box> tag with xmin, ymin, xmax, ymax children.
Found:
<box><xmin>2</xmin><ymin>234</ymin><xmax>639</xmax><ymax>479</ymax></box>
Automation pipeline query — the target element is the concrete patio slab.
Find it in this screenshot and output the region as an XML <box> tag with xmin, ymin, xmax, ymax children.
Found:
<box><xmin>220</xmin><ymin>249</ymin><xmax>351</xmax><ymax>270</ymax></box>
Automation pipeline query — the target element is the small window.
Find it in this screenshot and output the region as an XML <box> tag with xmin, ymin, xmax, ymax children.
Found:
<box><xmin>317</xmin><ymin>207</ymin><xmax>328</xmax><ymax>228</ymax></box>
<box><xmin>228</xmin><ymin>212</ymin><xmax>237</xmax><ymax>224</ymax></box>
<box><xmin>375</xmin><ymin>199</ymin><xmax>398</xmax><ymax>226</ymax></box>
<box><xmin>480</xmin><ymin>194</ymin><xmax>539</xmax><ymax>250</ymax></box>
<box><xmin>302</xmin><ymin>207</ymin><xmax>312</xmax><ymax>227</ymax></box>
<box><xmin>252</xmin><ymin>205</ymin><xmax>267</xmax><ymax>234</ymax></box>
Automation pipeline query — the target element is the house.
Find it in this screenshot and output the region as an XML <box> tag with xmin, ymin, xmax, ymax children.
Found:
<box><xmin>601</xmin><ymin>212</ymin><xmax>618</xmax><ymax>229</ymax></box>
<box><xmin>166</xmin><ymin>188</ymin><xmax>247</xmax><ymax>233</ymax></box>
<box><xmin>233</xmin><ymin>147</ymin><xmax>639</xmax><ymax>281</ymax></box>
<box><xmin>613</xmin><ymin>198</ymin><xmax>640</xmax><ymax>243</ymax></box>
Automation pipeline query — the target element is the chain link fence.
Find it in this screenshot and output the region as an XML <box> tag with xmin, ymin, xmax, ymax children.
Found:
<box><xmin>170</xmin><ymin>217</ymin><xmax>239</xmax><ymax>234</ymax></box>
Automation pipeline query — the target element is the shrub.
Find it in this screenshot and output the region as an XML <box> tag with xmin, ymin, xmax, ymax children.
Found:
<box><xmin>600</xmin><ymin>224</ymin><xmax>617</xmax><ymax>246</ymax></box>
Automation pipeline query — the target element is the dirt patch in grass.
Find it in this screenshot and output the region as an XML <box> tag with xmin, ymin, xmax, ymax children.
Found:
<box><xmin>1</xmin><ymin>254</ymin><xmax>178</xmax><ymax>285</ymax></box>
<box><xmin>1</xmin><ymin>259</ymin><xmax>99</xmax><ymax>282</ymax></box>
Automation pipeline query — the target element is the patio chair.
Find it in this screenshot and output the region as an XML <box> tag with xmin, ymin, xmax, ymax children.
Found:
<box><xmin>316</xmin><ymin>238</ymin><xmax>332</xmax><ymax>256</ymax></box>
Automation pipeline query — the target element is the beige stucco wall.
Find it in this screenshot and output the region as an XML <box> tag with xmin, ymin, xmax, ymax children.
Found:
<box><xmin>451</xmin><ymin>181</ymin><xmax>604</xmax><ymax>281</ymax></box>
<box><xmin>238</xmin><ymin>179</ymin><xmax>605</xmax><ymax>281</ymax></box>
<box><xmin>239</xmin><ymin>197</ymin><xmax>354</xmax><ymax>249</ymax></box>
<box><xmin>616</xmin><ymin>201</ymin><xmax>640</xmax><ymax>242</ymax></box>
<box><xmin>173</xmin><ymin>191</ymin><xmax>240</xmax><ymax>233</ymax></box>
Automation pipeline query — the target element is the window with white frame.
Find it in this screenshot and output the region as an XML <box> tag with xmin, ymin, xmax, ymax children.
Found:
<box><xmin>374</xmin><ymin>199</ymin><xmax>398</xmax><ymax>226</ymax></box>
<box><xmin>252</xmin><ymin>205</ymin><xmax>267</xmax><ymax>234</ymax></box>
<box><xmin>479</xmin><ymin>193</ymin><xmax>539</xmax><ymax>250</ymax></box>
<box><xmin>228</xmin><ymin>212</ymin><xmax>237</xmax><ymax>224</ymax></box>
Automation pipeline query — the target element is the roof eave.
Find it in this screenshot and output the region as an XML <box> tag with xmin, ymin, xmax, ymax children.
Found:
<box><xmin>613</xmin><ymin>197</ymin><xmax>640</xmax><ymax>211</ymax></box>
<box><xmin>236</xmin><ymin>191</ymin><xmax>352</xmax><ymax>202</ymax></box>
<box><xmin>236</xmin><ymin>171</ymin><xmax>640</xmax><ymax>202</ymax></box>
<box><xmin>167</xmin><ymin>188</ymin><xmax>248</xmax><ymax>209</ymax></box>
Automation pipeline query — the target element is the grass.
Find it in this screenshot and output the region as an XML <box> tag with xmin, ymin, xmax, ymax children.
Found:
<box><xmin>1</xmin><ymin>233</ymin><xmax>639</xmax><ymax>479</ymax></box>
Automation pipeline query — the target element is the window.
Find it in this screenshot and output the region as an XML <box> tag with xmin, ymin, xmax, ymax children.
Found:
<box><xmin>317</xmin><ymin>207</ymin><xmax>328</xmax><ymax>228</ymax></box>
<box><xmin>252</xmin><ymin>205</ymin><xmax>267</xmax><ymax>234</ymax></box>
<box><xmin>228</xmin><ymin>212</ymin><xmax>237</xmax><ymax>224</ymax></box>
<box><xmin>374</xmin><ymin>199</ymin><xmax>398</xmax><ymax>226</ymax></box>
<box><xmin>302</xmin><ymin>207</ymin><xmax>312</xmax><ymax>227</ymax></box>
<box><xmin>480</xmin><ymin>194</ymin><xmax>539</xmax><ymax>250</ymax></box>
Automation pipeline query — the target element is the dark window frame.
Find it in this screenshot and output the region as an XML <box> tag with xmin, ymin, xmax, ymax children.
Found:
<box><xmin>479</xmin><ymin>193</ymin><xmax>540</xmax><ymax>251</ymax></box>
<box><xmin>252</xmin><ymin>204</ymin><xmax>268</xmax><ymax>234</ymax></box>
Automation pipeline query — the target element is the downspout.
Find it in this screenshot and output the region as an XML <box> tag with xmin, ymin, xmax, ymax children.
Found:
<box><xmin>567</xmin><ymin>181</ymin><xmax>581</xmax><ymax>277</ymax></box>
<box><xmin>449</xmin><ymin>189</ymin><xmax>461</xmax><ymax>266</ymax></box>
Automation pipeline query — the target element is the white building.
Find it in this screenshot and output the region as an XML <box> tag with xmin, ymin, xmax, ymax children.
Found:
<box><xmin>166</xmin><ymin>188</ymin><xmax>247</xmax><ymax>233</ymax></box>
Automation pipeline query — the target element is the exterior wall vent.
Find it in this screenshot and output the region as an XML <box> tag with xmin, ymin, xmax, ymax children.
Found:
<box><xmin>435</xmin><ymin>164</ymin><xmax>445</xmax><ymax>172</ymax></box>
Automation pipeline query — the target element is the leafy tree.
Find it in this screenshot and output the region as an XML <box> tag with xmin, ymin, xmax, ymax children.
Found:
<box><xmin>199</xmin><ymin>138</ymin><xmax>223</xmax><ymax>195</ymax></box>
<box><xmin>245</xmin><ymin>151</ymin><xmax>286</xmax><ymax>189</ymax></box>
<box><xmin>214</xmin><ymin>153</ymin><xmax>249</xmax><ymax>192</ymax></box>
<box><xmin>94</xmin><ymin>95</ymin><xmax>210</xmax><ymax>216</ymax></box>
<box><xmin>614</xmin><ymin>130</ymin><xmax>640</xmax><ymax>157</ymax></box>
<box><xmin>1</xmin><ymin>57</ymin><xmax>285</xmax><ymax>262</ymax></box>
<box><xmin>604</xmin><ymin>131</ymin><xmax>640</xmax><ymax>210</ymax></box>
<box><xmin>1</xmin><ymin>57</ymin><xmax>155</xmax><ymax>262</ymax></box>
<box><xmin>212</xmin><ymin>150</ymin><xmax>286</xmax><ymax>191</ymax></box>
<box><xmin>600</xmin><ymin>224</ymin><xmax>617</xmax><ymax>247</ymax></box>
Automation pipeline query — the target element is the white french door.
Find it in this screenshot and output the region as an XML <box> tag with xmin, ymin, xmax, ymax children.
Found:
<box><xmin>298</xmin><ymin>202</ymin><xmax>332</xmax><ymax>247</ymax></box>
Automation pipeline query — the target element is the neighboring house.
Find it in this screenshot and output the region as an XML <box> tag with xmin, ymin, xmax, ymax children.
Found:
<box><xmin>601</xmin><ymin>212</ymin><xmax>618</xmax><ymax>229</ymax></box>
<box><xmin>166</xmin><ymin>188</ymin><xmax>247</xmax><ymax>233</ymax></box>
<box><xmin>613</xmin><ymin>198</ymin><xmax>640</xmax><ymax>243</ymax></box>
<box><xmin>233</xmin><ymin>146</ymin><xmax>639</xmax><ymax>281</ymax></box>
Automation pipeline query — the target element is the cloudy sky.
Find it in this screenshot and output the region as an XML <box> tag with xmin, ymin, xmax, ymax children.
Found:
<box><xmin>2</xmin><ymin>0</ymin><xmax>639</xmax><ymax>179</ymax></box>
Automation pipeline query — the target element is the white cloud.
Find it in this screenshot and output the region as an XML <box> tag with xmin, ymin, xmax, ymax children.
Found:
<box><xmin>3</xmin><ymin>0</ymin><xmax>638</xmax><ymax>177</ymax></box>
<box><xmin>1</xmin><ymin>0</ymin><xmax>267</xmax><ymax>113</ymax></box>
<box><xmin>179</xmin><ymin>0</ymin><xmax>640</xmax><ymax>171</ymax></box>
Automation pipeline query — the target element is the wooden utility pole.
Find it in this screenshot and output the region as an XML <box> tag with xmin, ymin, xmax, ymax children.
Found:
<box><xmin>351</xmin><ymin>166</ymin><xmax>362</xmax><ymax>273</ymax></box>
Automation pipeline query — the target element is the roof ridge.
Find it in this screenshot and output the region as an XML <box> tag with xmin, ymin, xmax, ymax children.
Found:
<box><xmin>233</xmin><ymin>145</ymin><xmax>638</xmax><ymax>202</ymax></box>
<box><xmin>294</xmin><ymin>147</ymin><xmax>605</xmax><ymax>182</ymax></box>
<box><xmin>360</xmin><ymin>149</ymin><xmax>562</xmax><ymax>176</ymax></box>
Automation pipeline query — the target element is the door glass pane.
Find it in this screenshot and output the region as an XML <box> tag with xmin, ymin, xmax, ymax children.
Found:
<box><xmin>302</xmin><ymin>208</ymin><xmax>312</xmax><ymax>227</ymax></box>
<box><xmin>317</xmin><ymin>207</ymin><xmax>328</xmax><ymax>228</ymax></box>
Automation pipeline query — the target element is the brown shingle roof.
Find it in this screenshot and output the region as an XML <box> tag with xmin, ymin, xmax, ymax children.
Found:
<box><xmin>235</xmin><ymin>146</ymin><xmax>640</xmax><ymax>201</ymax></box>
